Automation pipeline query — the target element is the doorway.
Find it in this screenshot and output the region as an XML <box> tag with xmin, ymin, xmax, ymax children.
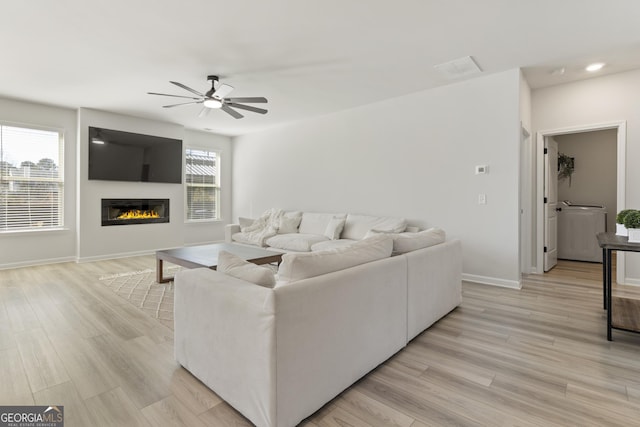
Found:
<box><xmin>535</xmin><ymin>122</ymin><xmax>626</xmax><ymax>282</ymax></box>
<box><xmin>555</xmin><ymin>130</ymin><xmax>617</xmax><ymax>233</ymax></box>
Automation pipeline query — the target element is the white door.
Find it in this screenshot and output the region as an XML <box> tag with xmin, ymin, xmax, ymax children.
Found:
<box><xmin>544</xmin><ymin>137</ymin><xmax>558</xmax><ymax>271</ymax></box>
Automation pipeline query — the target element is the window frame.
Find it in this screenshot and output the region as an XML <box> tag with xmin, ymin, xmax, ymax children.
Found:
<box><xmin>0</xmin><ymin>121</ymin><xmax>65</xmax><ymax>233</ymax></box>
<box><xmin>184</xmin><ymin>146</ymin><xmax>221</xmax><ymax>223</ymax></box>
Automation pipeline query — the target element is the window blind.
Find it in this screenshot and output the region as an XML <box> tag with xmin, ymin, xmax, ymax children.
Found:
<box><xmin>0</xmin><ymin>125</ymin><xmax>63</xmax><ymax>231</ymax></box>
<box><xmin>185</xmin><ymin>148</ymin><xmax>219</xmax><ymax>221</ymax></box>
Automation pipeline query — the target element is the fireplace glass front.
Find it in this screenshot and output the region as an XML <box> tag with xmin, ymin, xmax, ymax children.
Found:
<box><xmin>101</xmin><ymin>199</ymin><xmax>170</xmax><ymax>226</ymax></box>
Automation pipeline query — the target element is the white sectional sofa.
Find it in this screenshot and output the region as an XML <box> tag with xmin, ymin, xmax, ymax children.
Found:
<box><xmin>225</xmin><ymin>210</ymin><xmax>411</xmax><ymax>252</ymax></box>
<box><xmin>175</xmin><ymin>216</ymin><xmax>462</xmax><ymax>427</ymax></box>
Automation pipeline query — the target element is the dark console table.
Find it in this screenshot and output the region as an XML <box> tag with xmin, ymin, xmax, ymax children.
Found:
<box><xmin>597</xmin><ymin>232</ymin><xmax>640</xmax><ymax>341</ymax></box>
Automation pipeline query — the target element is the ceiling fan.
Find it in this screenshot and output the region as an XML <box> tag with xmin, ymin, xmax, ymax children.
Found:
<box><xmin>148</xmin><ymin>75</ymin><xmax>268</xmax><ymax>119</ymax></box>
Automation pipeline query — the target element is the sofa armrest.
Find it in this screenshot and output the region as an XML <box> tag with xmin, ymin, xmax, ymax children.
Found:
<box><xmin>273</xmin><ymin>255</ymin><xmax>408</xmax><ymax>427</ymax></box>
<box><xmin>405</xmin><ymin>239</ymin><xmax>462</xmax><ymax>340</ymax></box>
<box><xmin>225</xmin><ymin>223</ymin><xmax>241</xmax><ymax>242</ymax></box>
<box><xmin>174</xmin><ymin>268</ymin><xmax>276</xmax><ymax>427</ymax></box>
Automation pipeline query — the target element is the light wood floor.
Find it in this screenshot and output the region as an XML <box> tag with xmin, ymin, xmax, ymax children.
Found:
<box><xmin>2</xmin><ymin>256</ymin><xmax>640</xmax><ymax>426</ymax></box>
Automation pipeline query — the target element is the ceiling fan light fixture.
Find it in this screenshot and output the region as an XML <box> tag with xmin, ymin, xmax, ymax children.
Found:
<box><xmin>149</xmin><ymin>75</ymin><xmax>266</xmax><ymax>119</ymax></box>
<box><xmin>586</xmin><ymin>62</ymin><xmax>605</xmax><ymax>72</ymax></box>
<box><xmin>203</xmin><ymin>98</ymin><xmax>223</xmax><ymax>109</ymax></box>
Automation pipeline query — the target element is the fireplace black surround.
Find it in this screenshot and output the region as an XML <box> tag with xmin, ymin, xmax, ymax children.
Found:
<box><xmin>102</xmin><ymin>199</ymin><xmax>169</xmax><ymax>226</ymax></box>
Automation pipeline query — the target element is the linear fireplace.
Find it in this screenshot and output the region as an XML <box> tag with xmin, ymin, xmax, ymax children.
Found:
<box><xmin>102</xmin><ymin>199</ymin><xmax>170</xmax><ymax>226</ymax></box>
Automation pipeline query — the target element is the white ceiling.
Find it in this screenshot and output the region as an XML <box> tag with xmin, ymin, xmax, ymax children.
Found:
<box><xmin>2</xmin><ymin>0</ymin><xmax>640</xmax><ymax>136</ymax></box>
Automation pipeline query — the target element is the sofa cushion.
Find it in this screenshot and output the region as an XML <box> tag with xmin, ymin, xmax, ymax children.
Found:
<box><xmin>231</xmin><ymin>229</ymin><xmax>279</xmax><ymax>247</ymax></box>
<box><xmin>277</xmin><ymin>234</ymin><xmax>393</xmax><ymax>283</ymax></box>
<box><xmin>341</xmin><ymin>214</ymin><xmax>407</xmax><ymax>240</ymax></box>
<box><xmin>266</xmin><ymin>233</ymin><xmax>329</xmax><ymax>252</ymax></box>
<box><xmin>310</xmin><ymin>239</ymin><xmax>357</xmax><ymax>252</ymax></box>
<box><xmin>278</xmin><ymin>212</ymin><xmax>303</xmax><ymax>234</ymax></box>
<box><xmin>231</xmin><ymin>232</ymin><xmax>255</xmax><ymax>246</ymax></box>
<box><xmin>216</xmin><ymin>251</ymin><xmax>276</xmax><ymax>288</ymax></box>
<box><xmin>367</xmin><ymin>227</ymin><xmax>446</xmax><ymax>254</ymax></box>
<box><xmin>298</xmin><ymin>212</ymin><xmax>347</xmax><ymax>235</ymax></box>
<box><xmin>324</xmin><ymin>216</ymin><xmax>346</xmax><ymax>240</ymax></box>
<box><xmin>217</xmin><ymin>251</ymin><xmax>276</xmax><ymax>288</ymax></box>
<box><xmin>394</xmin><ymin>228</ymin><xmax>446</xmax><ymax>254</ymax></box>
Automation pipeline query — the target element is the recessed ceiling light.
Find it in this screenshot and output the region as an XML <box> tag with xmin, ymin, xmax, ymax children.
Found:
<box><xmin>551</xmin><ymin>67</ymin><xmax>566</xmax><ymax>76</ymax></box>
<box><xmin>586</xmin><ymin>62</ymin><xmax>605</xmax><ymax>72</ymax></box>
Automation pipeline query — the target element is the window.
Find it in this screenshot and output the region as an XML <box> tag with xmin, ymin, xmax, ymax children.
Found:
<box><xmin>0</xmin><ymin>124</ymin><xmax>64</xmax><ymax>232</ymax></box>
<box><xmin>185</xmin><ymin>148</ymin><xmax>220</xmax><ymax>221</ymax></box>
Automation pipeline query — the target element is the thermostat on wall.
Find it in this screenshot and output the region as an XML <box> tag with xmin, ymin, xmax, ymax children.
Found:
<box><xmin>475</xmin><ymin>165</ymin><xmax>489</xmax><ymax>174</ymax></box>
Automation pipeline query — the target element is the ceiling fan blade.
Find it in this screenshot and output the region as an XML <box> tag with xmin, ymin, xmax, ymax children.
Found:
<box><xmin>162</xmin><ymin>101</ymin><xmax>204</xmax><ymax>108</ymax></box>
<box><xmin>212</xmin><ymin>83</ymin><xmax>234</xmax><ymax>99</ymax></box>
<box><xmin>198</xmin><ymin>107</ymin><xmax>211</xmax><ymax>118</ymax></box>
<box><xmin>148</xmin><ymin>92</ymin><xmax>202</xmax><ymax>100</ymax></box>
<box><xmin>170</xmin><ymin>81</ymin><xmax>206</xmax><ymax>97</ymax></box>
<box><xmin>226</xmin><ymin>102</ymin><xmax>268</xmax><ymax>114</ymax></box>
<box><xmin>221</xmin><ymin>105</ymin><xmax>244</xmax><ymax>119</ymax></box>
<box><xmin>225</xmin><ymin>97</ymin><xmax>268</xmax><ymax>103</ymax></box>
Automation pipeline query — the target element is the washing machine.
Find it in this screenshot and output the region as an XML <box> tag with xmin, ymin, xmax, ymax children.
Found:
<box><xmin>557</xmin><ymin>201</ymin><xmax>607</xmax><ymax>262</ymax></box>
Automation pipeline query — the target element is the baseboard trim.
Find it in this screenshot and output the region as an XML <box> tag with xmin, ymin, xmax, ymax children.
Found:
<box><xmin>77</xmin><ymin>249</ymin><xmax>156</xmax><ymax>263</ymax></box>
<box><xmin>462</xmin><ymin>273</ymin><xmax>522</xmax><ymax>289</ymax></box>
<box><xmin>0</xmin><ymin>256</ymin><xmax>77</xmax><ymax>271</ymax></box>
<box><xmin>1</xmin><ymin>244</ymin><xmax>224</xmax><ymax>269</ymax></box>
<box><xmin>622</xmin><ymin>277</ymin><xmax>640</xmax><ymax>287</ymax></box>
<box><xmin>78</xmin><ymin>242</ymin><xmax>226</xmax><ymax>263</ymax></box>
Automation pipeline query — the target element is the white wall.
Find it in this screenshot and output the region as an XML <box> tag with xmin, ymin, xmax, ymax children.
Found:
<box><xmin>77</xmin><ymin>109</ymin><xmax>233</xmax><ymax>261</ymax></box>
<box><xmin>555</xmin><ymin>130</ymin><xmax>617</xmax><ymax>232</ymax></box>
<box><xmin>532</xmin><ymin>68</ymin><xmax>640</xmax><ymax>284</ymax></box>
<box><xmin>520</xmin><ymin>71</ymin><xmax>532</xmax><ymax>132</ymax></box>
<box><xmin>519</xmin><ymin>71</ymin><xmax>535</xmax><ymax>274</ymax></box>
<box><xmin>233</xmin><ymin>69</ymin><xmax>523</xmax><ymax>287</ymax></box>
<box><xmin>0</xmin><ymin>98</ymin><xmax>77</xmax><ymax>268</ymax></box>
<box><xmin>77</xmin><ymin>109</ymin><xmax>185</xmax><ymax>261</ymax></box>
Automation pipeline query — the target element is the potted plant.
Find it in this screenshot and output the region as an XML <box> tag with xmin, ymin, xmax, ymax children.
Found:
<box><xmin>558</xmin><ymin>153</ymin><xmax>575</xmax><ymax>185</ymax></box>
<box><xmin>616</xmin><ymin>209</ymin><xmax>636</xmax><ymax>236</ymax></box>
<box><xmin>623</xmin><ymin>210</ymin><xmax>640</xmax><ymax>243</ymax></box>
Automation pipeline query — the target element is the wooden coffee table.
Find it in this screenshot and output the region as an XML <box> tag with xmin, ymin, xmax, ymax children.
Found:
<box><xmin>156</xmin><ymin>242</ymin><xmax>283</xmax><ymax>283</ymax></box>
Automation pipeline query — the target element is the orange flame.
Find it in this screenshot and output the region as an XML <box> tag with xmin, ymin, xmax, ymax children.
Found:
<box><xmin>117</xmin><ymin>209</ymin><xmax>160</xmax><ymax>219</ymax></box>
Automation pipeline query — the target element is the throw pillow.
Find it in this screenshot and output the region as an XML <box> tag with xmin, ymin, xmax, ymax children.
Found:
<box><xmin>365</xmin><ymin>227</ymin><xmax>446</xmax><ymax>254</ymax></box>
<box><xmin>277</xmin><ymin>215</ymin><xmax>302</xmax><ymax>234</ymax></box>
<box><xmin>393</xmin><ymin>227</ymin><xmax>445</xmax><ymax>253</ymax></box>
<box><xmin>278</xmin><ymin>234</ymin><xmax>393</xmax><ymax>282</ymax></box>
<box><xmin>341</xmin><ymin>214</ymin><xmax>407</xmax><ymax>240</ymax></box>
<box><xmin>217</xmin><ymin>251</ymin><xmax>276</xmax><ymax>288</ymax></box>
<box><xmin>324</xmin><ymin>216</ymin><xmax>346</xmax><ymax>240</ymax></box>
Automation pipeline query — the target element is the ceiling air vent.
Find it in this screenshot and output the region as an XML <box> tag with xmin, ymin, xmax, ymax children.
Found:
<box><xmin>434</xmin><ymin>56</ymin><xmax>483</xmax><ymax>79</ymax></box>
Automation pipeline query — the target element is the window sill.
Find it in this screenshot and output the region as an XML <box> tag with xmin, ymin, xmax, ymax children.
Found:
<box><xmin>0</xmin><ymin>227</ymin><xmax>71</xmax><ymax>236</ymax></box>
<box><xmin>185</xmin><ymin>219</ymin><xmax>224</xmax><ymax>224</ymax></box>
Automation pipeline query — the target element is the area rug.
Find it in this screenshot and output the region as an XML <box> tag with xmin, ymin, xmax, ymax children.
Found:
<box><xmin>98</xmin><ymin>267</ymin><xmax>180</xmax><ymax>329</ymax></box>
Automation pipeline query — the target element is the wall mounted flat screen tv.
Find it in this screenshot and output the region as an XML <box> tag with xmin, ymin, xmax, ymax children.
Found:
<box><xmin>88</xmin><ymin>127</ymin><xmax>182</xmax><ymax>184</ymax></box>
